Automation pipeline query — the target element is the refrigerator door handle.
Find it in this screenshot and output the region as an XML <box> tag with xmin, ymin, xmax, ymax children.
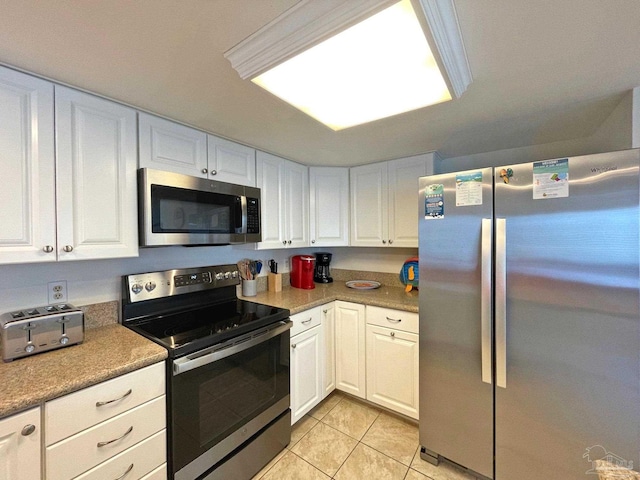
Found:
<box><xmin>481</xmin><ymin>218</ymin><xmax>493</xmax><ymax>384</ymax></box>
<box><xmin>495</xmin><ymin>218</ymin><xmax>507</xmax><ymax>388</ymax></box>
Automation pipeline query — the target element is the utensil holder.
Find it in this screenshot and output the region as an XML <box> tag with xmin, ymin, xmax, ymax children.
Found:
<box><xmin>268</xmin><ymin>273</ymin><xmax>282</xmax><ymax>293</ymax></box>
<box><xmin>242</xmin><ymin>279</ymin><xmax>257</xmax><ymax>297</ymax></box>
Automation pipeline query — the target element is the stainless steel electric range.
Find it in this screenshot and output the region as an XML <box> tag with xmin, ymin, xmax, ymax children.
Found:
<box><xmin>121</xmin><ymin>264</ymin><xmax>291</xmax><ymax>480</ymax></box>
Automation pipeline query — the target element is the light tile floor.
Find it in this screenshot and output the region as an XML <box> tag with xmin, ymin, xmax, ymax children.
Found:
<box><xmin>252</xmin><ymin>392</ymin><xmax>482</xmax><ymax>480</ymax></box>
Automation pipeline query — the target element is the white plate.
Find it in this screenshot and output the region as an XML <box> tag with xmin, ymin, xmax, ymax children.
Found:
<box><xmin>346</xmin><ymin>280</ymin><xmax>381</xmax><ymax>290</ymax></box>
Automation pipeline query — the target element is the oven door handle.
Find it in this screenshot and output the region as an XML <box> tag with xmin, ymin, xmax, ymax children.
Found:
<box><xmin>172</xmin><ymin>320</ymin><xmax>292</xmax><ymax>376</ymax></box>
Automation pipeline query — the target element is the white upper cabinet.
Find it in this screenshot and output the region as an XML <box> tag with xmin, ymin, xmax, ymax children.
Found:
<box><xmin>207</xmin><ymin>134</ymin><xmax>256</xmax><ymax>187</ymax></box>
<box><xmin>350</xmin><ymin>153</ymin><xmax>435</xmax><ymax>247</ymax></box>
<box><xmin>350</xmin><ymin>162</ymin><xmax>388</xmax><ymax>247</ymax></box>
<box><xmin>309</xmin><ymin>167</ymin><xmax>349</xmax><ymax>246</ymax></box>
<box><xmin>55</xmin><ymin>86</ymin><xmax>138</xmax><ymax>260</ymax></box>
<box><xmin>0</xmin><ymin>66</ymin><xmax>56</xmax><ymax>264</ymax></box>
<box><xmin>138</xmin><ymin>113</ymin><xmax>256</xmax><ymax>186</ymax></box>
<box><xmin>255</xmin><ymin>151</ymin><xmax>308</xmax><ymax>249</ymax></box>
<box><xmin>138</xmin><ymin>113</ymin><xmax>207</xmax><ymax>176</ymax></box>
<box><xmin>0</xmin><ymin>68</ymin><xmax>138</xmax><ymax>264</ymax></box>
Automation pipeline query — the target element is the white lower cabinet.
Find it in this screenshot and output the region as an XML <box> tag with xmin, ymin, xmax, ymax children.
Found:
<box><xmin>290</xmin><ymin>306</ymin><xmax>323</xmax><ymax>424</ymax></box>
<box><xmin>44</xmin><ymin>362</ymin><xmax>166</xmax><ymax>480</ymax></box>
<box><xmin>334</xmin><ymin>301</ymin><xmax>366</xmax><ymax>399</ymax></box>
<box><xmin>365</xmin><ymin>306</ymin><xmax>419</xmax><ymax>419</ymax></box>
<box><xmin>321</xmin><ymin>303</ymin><xmax>336</xmax><ymax>398</ymax></box>
<box><xmin>0</xmin><ymin>407</ymin><xmax>41</xmax><ymax>480</ymax></box>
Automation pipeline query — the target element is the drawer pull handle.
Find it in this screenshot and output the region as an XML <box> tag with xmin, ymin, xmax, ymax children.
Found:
<box><xmin>291</xmin><ymin>344</ymin><xmax>297</xmax><ymax>349</ymax></box>
<box><xmin>96</xmin><ymin>389</ymin><xmax>132</xmax><ymax>407</ymax></box>
<box><xmin>386</xmin><ymin>316</ymin><xmax>402</xmax><ymax>323</ymax></box>
<box><xmin>301</xmin><ymin>318</ymin><xmax>312</xmax><ymax>324</ymax></box>
<box><xmin>21</xmin><ymin>424</ymin><xmax>36</xmax><ymax>436</ymax></box>
<box><xmin>114</xmin><ymin>463</ymin><xmax>134</xmax><ymax>480</ymax></box>
<box><xmin>390</xmin><ymin>332</ymin><xmax>395</xmax><ymax>337</ymax></box>
<box><xmin>97</xmin><ymin>426</ymin><xmax>133</xmax><ymax>448</ymax></box>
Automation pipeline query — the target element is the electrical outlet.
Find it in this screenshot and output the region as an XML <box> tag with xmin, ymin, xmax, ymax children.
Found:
<box><xmin>48</xmin><ymin>281</ymin><xmax>68</xmax><ymax>304</ymax></box>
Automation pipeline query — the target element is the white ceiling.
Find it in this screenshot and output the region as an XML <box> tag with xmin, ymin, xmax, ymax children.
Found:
<box><xmin>1</xmin><ymin>0</ymin><xmax>639</xmax><ymax>166</ymax></box>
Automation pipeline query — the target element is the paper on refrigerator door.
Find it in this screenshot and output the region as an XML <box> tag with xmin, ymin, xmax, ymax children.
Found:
<box><xmin>425</xmin><ymin>184</ymin><xmax>444</xmax><ymax>219</ymax></box>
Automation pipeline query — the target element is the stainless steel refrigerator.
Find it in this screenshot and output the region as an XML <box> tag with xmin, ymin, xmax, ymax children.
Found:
<box><xmin>418</xmin><ymin>149</ymin><xmax>640</xmax><ymax>479</ymax></box>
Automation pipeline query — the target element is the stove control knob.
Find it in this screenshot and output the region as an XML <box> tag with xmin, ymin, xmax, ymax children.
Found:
<box><xmin>24</xmin><ymin>344</ymin><xmax>35</xmax><ymax>353</ymax></box>
<box><xmin>131</xmin><ymin>283</ymin><xmax>143</xmax><ymax>294</ymax></box>
<box><xmin>231</xmin><ymin>271</ymin><xmax>238</xmax><ymax>278</ymax></box>
<box><xmin>60</xmin><ymin>336</ymin><xmax>69</xmax><ymax>345</ymax></box>
<box><xmin>215</xmin><ymin>272</ymin><xmax>223</xmax><ymax>281</ymax></box>
<box><xmin>145</xmin><ymin>281</ymin><xmax>156</xmax><ymax>292</ymax></box>
<box><xmin>224</xmin><ymin>272</ymin><xmax>231</xmax><ymax>279</ymax></box>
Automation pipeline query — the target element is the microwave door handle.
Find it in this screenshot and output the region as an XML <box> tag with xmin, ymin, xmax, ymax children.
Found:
<box><xmin>237</xmin><ymin>196</ymin><xmax>247</xmax><ymax>234</ymax></box>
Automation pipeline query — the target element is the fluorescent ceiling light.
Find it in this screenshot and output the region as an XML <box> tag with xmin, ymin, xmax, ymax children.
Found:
<box><xmin>225</xmin><ymin>0</ymin><xmax>471</xmax><ymax>131</ymax></box>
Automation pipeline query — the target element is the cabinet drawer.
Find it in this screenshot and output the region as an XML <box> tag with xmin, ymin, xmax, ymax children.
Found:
<box><xmin>46</xmin><ymin>396</ymin><xmax>166</xmax><ymax>480</ymax></box>
<box><xmin>290</xmin><ymin>306</ymin><xmax>322</xmax><ymax>337</ymax></box>
<box><xmin>140</xmin><ymin>463</ymin><xmax>168</xmax><ymax>480</ymax></box>
<box><xmin>366</xmin><ymin>306</ymin><xmax>418</xmax><ymax>334</ymax></box>
<box><xmin>46</xmin><ymin>362</ymin><xmax>165</xmax><ymax>445</ymax></box>
<box><xmin>73</xmin><ymin>429</ymin><xmax>166</xmax><ymax>480</ymax></box>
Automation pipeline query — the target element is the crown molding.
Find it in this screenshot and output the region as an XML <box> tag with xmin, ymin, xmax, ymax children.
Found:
<box><xmin>224</xmin><ymin>0</ymin><xmax>397</xmax><ymax>80</ymax></box>
<box><xmin>225</xmin><ymin>0</ymin><xmax>472</xmax><ymax>99</ymax></box>
<box><xmin>414</xmin><ymin>0</ymin><xmax>472</xmax><ymax>98</ymax></box>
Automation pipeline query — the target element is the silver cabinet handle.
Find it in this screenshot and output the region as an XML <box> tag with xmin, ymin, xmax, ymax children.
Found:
<box><xmin>311</xmin><ymin>239</ymin><xmax>315</xmax><ymax>243</ymax></box>
<box><xmin>481</xmin><ymin>218</ymin><xmax>493</xmax><ymax>385</ymax></box>
<box><xmin>43</xmin><ymin>245</ymin><xmax>54</xmax><ymax>253</ymax></box>
<box><xmin>210</xmin><ymin>170</ymin><xmax>217</xmax><ymax>175</ymax></box>
<box><xmin>97</xmin><ymin>426</ymin><xmax>133</xmax><ymax>448</ymax></box>
<box><xmin>201</xmin><ymin>168</ymin><xmax>208</xmax><ymax>174</ymax></box>
<box><xmin>390</xmin><ymin>332</ymin><xmax>395</xmax><ymax>337</ymax></box>
<box><xmin>282</xmin><ymin>240</ymin><xmax>287</xmax><ymax>245</ymax></box>
<box><xmin>301</xmin><ymin>318</ymin><xmax>312</xmax><ymax>324</ymax></box>
<box><xmin>291</xmin><ymin>343</ymin><xmax>296</xmax><ymax>349</ymax></box>
<box><xmin>386</xmin><ymin>316</ymin><xmax>401</xmax><ymax>323</ymax></box>
<box><xmin>382</xmin><ymin>240</ymin><xmax>387</xmax><ymax>244</ymax></box>
<box><xmin>323</xmin><ymin>309</ymin><xmax>327</xmax><ymax>314</ymax></box>
<box><xmin>495</xmin><ymin>218</ymin><xmax>507</xmax><ymax>389</ymax></box>
<box><xmin>21</xmin><ymin>424</ymin><xmax>36</xmax><ymax>436</ymax></box>
<box><xmin>388</xmin><ymin>239</ymin><xmax>393</xmax><ymax>244</ymax></box>
<box><xmin>96</xmin><ymin>389</ymin><xmax>132</xmax><ymax>407</ymax></box>
<box><xmin>114</xmin><ymin>463</ymin><xmax>134</xmax><ymax>480</ymax></box>
<box><xmin>63</xmin><ymin>245</ymin><xmax>73</xmax><ymax>252</ymax></box>
<box><xmin>287</xmin><ymin>240</ymin><xmax>292</xmax><ymax>244</ymax></box>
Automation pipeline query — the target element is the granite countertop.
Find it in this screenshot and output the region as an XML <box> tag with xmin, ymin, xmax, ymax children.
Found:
<box><xmin>241</xmin><ymin>281</ymin><xmax>419</xmax><ymax>315</ymax></box>
<box><xmin>0</xmin><ymin>324</ymin><xmax>167</xmax><ymax>418</ymax></box>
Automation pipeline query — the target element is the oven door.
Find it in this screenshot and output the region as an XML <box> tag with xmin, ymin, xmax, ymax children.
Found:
<box><xmin>170</xmin><ymin>321</ymin><xmax>291</xmax><ymax>480</ymax></box>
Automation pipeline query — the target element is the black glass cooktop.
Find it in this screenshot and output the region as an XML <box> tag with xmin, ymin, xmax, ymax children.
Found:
<box><xmin>127</xmin><ymin>299</ymin><xmax>289</xmax><ymax>357</ymax></box>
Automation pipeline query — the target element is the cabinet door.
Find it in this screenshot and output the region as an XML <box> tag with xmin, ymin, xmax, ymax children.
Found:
<box><xmin>55</xmin><ymin>86</ymin><xmax>138</xmax><ymax>260</ymax></box>
<box><xmin>207</xmin><ymin>134</ymin><xmax>256</xmax><ymax>186</ymax></box>
<box><xmin>388</xmin><ymin>155</ymin><xmax>429</xmax><ymax>247</ymax></box>
<box><xmin>256</xmin><ymin>151</ymin><xmax>285</xmax><ymax>249</ymax></box>
<box><xmin>290</xmin><ymin>325</ymin><xmax>322</xmax><ymax>424</ymax></box>
<box><xmin>366</xmin><ymin>324</ymin><xmax>419</xmax><ymax>419</ymax></box>
<box><xmin>321</xmin><ymin>303</ymin><xmax>336</xmax><ymax>398</ymax></box>
<box><xmin>0</xmin><ymin>407</ymin><xmax>41</xmax><ymax>480</ymax></box>
<box><xmin>0</xmin><ymin>67</ymin><xmax>55</xmax><ymax>264</ymax></box>
<box><xmin>309</xmin><ymin>167</ymin><xmax>349</xmax><ymax>247</ymax></box>
<box><xmin>138</xmin><ymin>113</ymin><xmax>207</xmax><ymax>176</ymax></box>
<box><xmin>284</xmin><ymin>160</ymin><xmax>309</xmax><ymax>248</ymax></box>
<box><xmin>334</xmin><ymin>301</ymin><xmax>366</xmax><ymax>399</ymax></box>
<box><xmin>350</xmin><ymin>162</ymin><xmax>388</xmax><ymax>246</ymax></box>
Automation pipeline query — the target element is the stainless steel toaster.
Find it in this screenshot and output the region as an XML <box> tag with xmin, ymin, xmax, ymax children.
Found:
<box><xmin>0</xmin><ymin>304</ymin><xmax>84</xmax><ymax>362</ymax></box>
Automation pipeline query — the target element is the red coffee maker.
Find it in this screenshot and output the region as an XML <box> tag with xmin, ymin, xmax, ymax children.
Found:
<box><xmin>290</xmin><ymin>255</ymin><xmax>315</xmax><ymax>289</ymax></box>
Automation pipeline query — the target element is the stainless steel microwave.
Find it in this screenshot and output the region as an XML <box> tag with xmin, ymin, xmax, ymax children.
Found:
<box><xmin>138</xmin><ymin>168</ymin><xmax>261</xmax><ymax>246</ymax></box>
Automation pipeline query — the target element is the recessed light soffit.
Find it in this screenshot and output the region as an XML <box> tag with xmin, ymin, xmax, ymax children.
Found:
<box><xmin>225</xmin><ymin>0</ymin><xmax>472</xmax><ymax>130</ymax></box>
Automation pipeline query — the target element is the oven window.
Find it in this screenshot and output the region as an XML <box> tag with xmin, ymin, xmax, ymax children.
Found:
<box><xmin>170</xmin><ymin>331</ymin><xmax>289</xmax><ymax>473</ymax></box>
<box><xmin>151</xmin><ymin>185</ymin><xmax>241</xmax><ymax>234</ymax></box>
